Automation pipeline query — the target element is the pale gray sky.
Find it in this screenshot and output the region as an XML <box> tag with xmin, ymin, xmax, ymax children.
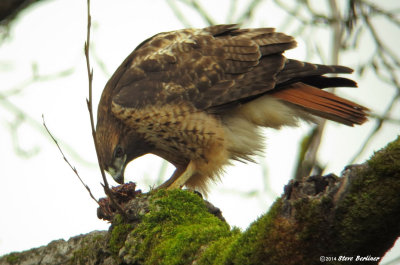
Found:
<box><xmin>1</xmin><ymin>0</ymin><xmax>399</xmax><ymax>261</ymax></box>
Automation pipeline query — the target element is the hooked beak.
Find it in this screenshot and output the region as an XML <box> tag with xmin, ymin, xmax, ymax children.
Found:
<box><xmin>107</xmin><ymin>156</ymin><xmax>127</xmax><ymax>184</ymax></box>
<box><xmin>112</xmin><ymin>170</ymin><xmax>125</xmax><ymax>184</ymax></box>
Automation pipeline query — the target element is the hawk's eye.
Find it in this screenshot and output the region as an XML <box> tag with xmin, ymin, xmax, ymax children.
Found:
<box><xmin>113</xmin><ymin>146</ymin><xmax>124</xmax><ymax>159</ymax></box>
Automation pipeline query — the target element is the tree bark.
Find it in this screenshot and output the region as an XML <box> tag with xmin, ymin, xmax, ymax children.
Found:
<box><xmin>1</xmin><ymin>136</ymin><xmax>399</xmax><ymax>265</ymax></box>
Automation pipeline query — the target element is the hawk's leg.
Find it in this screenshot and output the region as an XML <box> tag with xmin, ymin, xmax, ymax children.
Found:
<box><xmin>157</xmin><ymin>161</ymin><xmax>195</xmax><ymax>190</ymax></box>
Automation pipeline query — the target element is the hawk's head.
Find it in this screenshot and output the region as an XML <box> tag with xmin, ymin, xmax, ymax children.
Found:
<box><xmin>95</xmin><ymin>115</ymin><xmax>151</xmax><ymax>184</ymax></box>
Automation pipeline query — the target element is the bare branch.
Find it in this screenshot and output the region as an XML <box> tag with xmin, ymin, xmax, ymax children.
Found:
<box><xmin>361</xmin><ymin>7</ymin><xmax>400</xmax><ymax>73</ymax></box>
<box><xmin>360</xmin><ymin>0</ymin><xmax>400</xmax><ymax>27</ymax></box>
<box><xmin>42</xmin><ymin>115</ymin><xmax>99</xmax><ymax>205</ymax></box>
<box><xmin>344</xmin><ymin>1</ymin><xmax>400</xmax><ymax>163</ymax></box>
<box><xmin>8</xmin><ymin>114</ymin><xmax>40</xmax><ymax>158</ymax></box>
<box><xmin>294</xmin><ymin>125</ymin><xmax>325</xmax><ymax>180</ymax></box>
<box><xmin>84</xmin><ymin>0</ymin><xmax>126</xmax><ymax>218</ymax></box>
<box><xmin>349</xmin><ymin>92</ymin><xmax>400</xmax><ymax>163</ymax></box>
<box><xmin>0</xmin><ymin>92</ymin><xmax>94</xmax><ymax>164</ymax></box>
<box><xmin>369</xmin><ymin>112</ymin><xmax>400</xmax><ymax>125</ymax></box>
<box><xmin>3</xmin><ymin>65</ymin><xmax>74</xmax><ymax>98</ymax></box>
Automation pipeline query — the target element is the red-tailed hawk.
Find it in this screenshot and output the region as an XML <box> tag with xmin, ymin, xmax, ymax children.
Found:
<box><xmin>96</xmin><ymin>24</ymin><xmax>368</xmax><ymax>193</ymax></box>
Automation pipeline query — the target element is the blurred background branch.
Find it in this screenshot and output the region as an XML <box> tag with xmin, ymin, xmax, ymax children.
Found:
<box><xmin>1</xmin><ymin>0</ymin><xmax>398</xmax><ymax>261</ymax></box>
<box><xmin>0</xmin><ymin>65</ymin><xmax>94</xmax><ymax>165</ymax></box>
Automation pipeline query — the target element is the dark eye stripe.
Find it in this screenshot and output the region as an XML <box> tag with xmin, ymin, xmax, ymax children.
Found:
<box><xmin>113</xmin><ymin>146</ymin><xmax>124</xmax><ymax>158</ymax></box>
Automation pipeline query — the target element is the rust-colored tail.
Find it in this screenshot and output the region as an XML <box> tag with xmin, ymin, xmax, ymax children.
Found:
<box><xmin>271</xmin><ymin>82</ymin><xmax>369</xmax><ymax>126</ymax></box>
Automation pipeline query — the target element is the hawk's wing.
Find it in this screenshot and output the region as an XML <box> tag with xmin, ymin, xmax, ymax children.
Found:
<box><xmin>110</xmin><ymin>24</ymin><xmax>364</xmax><ymax>125</ymax></box>
<box><xmin>111</xmin><ymin>25</ymin><xmax>298</xmax><ymax>111</ymax></box>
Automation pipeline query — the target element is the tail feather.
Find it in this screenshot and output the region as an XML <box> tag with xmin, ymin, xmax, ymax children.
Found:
<box><xmin>270</xmin><ymin>83</ymin><xmax>369</xmax><ymax>126</ymax></box>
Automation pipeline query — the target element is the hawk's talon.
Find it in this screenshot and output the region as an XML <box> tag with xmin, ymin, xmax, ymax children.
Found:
<box><xmin>155</xmin><ymin>161</ymin><xmax>195</xmax><ymax>190</ymax></box>
<box><xmin>166</xmin><ymin>161</ymin><xmax>195</xmax><ymax>190</ymax></box>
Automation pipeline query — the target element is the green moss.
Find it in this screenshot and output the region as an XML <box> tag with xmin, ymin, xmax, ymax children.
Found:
<box><xmin>5</xmin><ymin>253</ymin><xmax>19</xmax><ymax>264</ymax></box>
<box><xmin>224</xmin><ymin>198</ymin><xmax>306</xmax><ymax>265</ymax></box>
<box><xmin>225</xmin><ymin>188</ymin><xmax>338</xmax><ymax>264</ymax></box>
<box><xmin>197</xmin><ymin>229</ymin><xmax>241</xmax><ymax>265</ymax></box>
<box><xmin>69</xmin><ymin>233</ymin><xmax>107</xmax><ymax>265</ymax></box>
<box><xmin>295</xmin><ymin>196</ymin><xmax>334</xmax><ymax>240</ymax></box>
<box><xmin>108</xmin><ymin>214</ymin><xmax>135</xmax><ymax>257</ymax></box>
<box><xmin>122</xmin><ymin>189</ymin><xmax>233</xmax><ymax>265</ymax></box>
<box><xmin>367</xmin><ymin>136</ymin><xmax>400</xmax><ymax>176</ymax></box>
<box><xmin>333</xmin><ymin>136</ymin><xmax>400</xmax><ymax>255</ymax></box>
<box><xmin>108</xmin><ymin>136</ymin><xmax>400</xmax><ymax>264</ymax></box>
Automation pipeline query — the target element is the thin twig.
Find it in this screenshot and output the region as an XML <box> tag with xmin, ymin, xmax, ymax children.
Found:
<box><xmin>3</xmin><ymin>66</ymin><xmax>74</xmax><ymax>98</ymax></box>
<box><xmin>360</xmin><ymin>0</ymin><xmax>400</xmax><ymax>27</ymax></box>
<box><xmin>8</xmin><ymin>114</ymin><xmax>39</xmax><ymax>158</ymax></box>
<box><xmin>346</xmin><ymin>2</ymin><xmax>400</xmax><ymax>163</ymax></box>
<box><xmin>361</xmin><ymin>7</ymin><xmax>400</xmax><ymax>71</ymax></box>
<box><xmin>84</xmin><ymin>0</ymin><xmax>107</xmax><ymax>188</ymax></box>
<box><xmin>42</xmin><ymin>115</ymin><xmax>99</xmax><ymax>205</ymax></box>
<box><xmin>84</xmin><ymin>0</ymin><xmax>126</xmax><ymax>218</ymax></box>
<box><xmin>349</xmin><ymin>92</ymin><xmax>400</xmax><ymax>163</ymax></box>
<box><xmin>0</xmin><ymin>93</ymin><xmax>94</xmax><ymax>165</ymax></box>
<box><xmin>369</xmin><ymin>112</ymin><xmax>400</xmax><ymax>125</ymax></box>
<box><xmin>329</xmin><ymin>0</ymin><xmax>343</xmax><ymax>65</ymax></box>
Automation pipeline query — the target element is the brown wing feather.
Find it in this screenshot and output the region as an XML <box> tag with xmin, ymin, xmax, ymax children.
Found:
<box><xmin>110</xmin><ymin>24</ymin><xmax>367</xmax><ymax>127</ymax></box>
<box><xmin>276</xmin><ymin>59</ymin><xmax>353</xmax><ymax>84</ymax></box>
<box><xmin>112</xmin><ymin>25</ymin><xmax>296</xmax><ymax>110</ymax></box>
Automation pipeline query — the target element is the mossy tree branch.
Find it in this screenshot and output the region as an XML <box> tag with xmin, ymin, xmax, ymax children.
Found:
<box><xmin>1</xmin><ymin>136</ymin><xmax>399</xmax><ymax>265</ymax></box>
